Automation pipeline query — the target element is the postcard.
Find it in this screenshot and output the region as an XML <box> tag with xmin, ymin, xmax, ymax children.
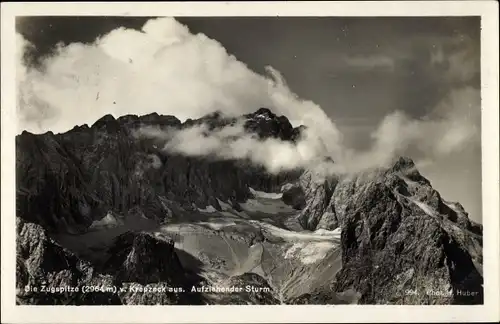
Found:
<box><xmin>1</xmin><ymin>1</ymin><xmax>498</xmax><ymax>323</ymax></box>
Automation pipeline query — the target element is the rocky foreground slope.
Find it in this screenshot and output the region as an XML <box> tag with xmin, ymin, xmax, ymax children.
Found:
<box><xmin>17</xmin><ymin>217</ymin><xmax>277</xmax><ymax>305</ymax></box>
<box><xmin>287</xmin><ymin>157</ymin><xmax>483</xmax><ymax>304</ymax></box>
<box><xmin>15</xmin><ymin>108</ymin><xmax>483</xmax><ymax>305</ymax></box>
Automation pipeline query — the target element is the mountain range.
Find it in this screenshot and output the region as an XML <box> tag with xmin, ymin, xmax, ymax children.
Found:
<box><xmin>15</xmin><ymin>108</ymin><xmax>483</xmax><ymax>305</ymax></box>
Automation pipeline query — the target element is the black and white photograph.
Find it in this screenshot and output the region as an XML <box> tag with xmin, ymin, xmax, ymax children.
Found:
<box><xmin>1</xmin><ymin>1</ymin><xmax>499</xmax><ymax>323</ymax></box>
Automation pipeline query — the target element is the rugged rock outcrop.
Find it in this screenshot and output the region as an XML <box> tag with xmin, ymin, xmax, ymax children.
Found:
<box><xmin>281</xmin><ymin>183</ymin><xmax>307</xmax><ymax>210</ymax></box>
<box><xmin>104</xmin><ymin>232</ymin><xmax>185</xmax><ymax>285</ymax></box>
<box><xmin>102</xmin><ymin>231</ymin><xmax>205</xmax><ymax>305</ymax></box>
<box><xmin>16</xmin><ymin>217</ymin><xmax>121</xmax><ymax>305</ymax></box>
<box><xmin>296</xmin><ymin>170</ymin><xmax>338</xmax><ymax>230</ymax></box>
<box><xmin>16</xmin><ymin>218</ymin><xmax>205</xmax><ymax>305</ymax></box>
<box><xmin>296</xmin><ymin>157</ymin><xmax>483</xmax><ymax>304</ymax></box>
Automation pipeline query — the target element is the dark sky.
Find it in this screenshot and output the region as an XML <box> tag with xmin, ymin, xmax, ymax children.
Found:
<box><xmin>15</xmin><ymin>16</ymin><xmax>482</xmax><ymax>222</ymax></box>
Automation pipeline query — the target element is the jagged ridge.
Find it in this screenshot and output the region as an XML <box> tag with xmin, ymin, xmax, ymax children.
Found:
<box><xmin>16</xmin><ymin>108</ymin><xmax>303</xmax><ymax>233</ymax></box>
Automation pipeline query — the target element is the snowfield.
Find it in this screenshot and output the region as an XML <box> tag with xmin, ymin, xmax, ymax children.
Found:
<box><xmin>284</xmin><ymin>241</ymin><xmax>337</xmax><ymax>265</ymax></box>
<box><xmin>250</xmin><ymin>220</ymin><xmax>341</xmax><ymax>243</ymax></box>
<box><xmin>249</xmin><ymin>187</ymin><xmax>283</xmax><ymax>200</ymax></box>
<box><xmin>197</xmin><ymin>205</ymin><xmax>218</xmax><ymax>213</ymax></box>
<box><xmin>52</xmin><ymin>186</ymin><xmax>347</xmax><ymax>303</ymax></box>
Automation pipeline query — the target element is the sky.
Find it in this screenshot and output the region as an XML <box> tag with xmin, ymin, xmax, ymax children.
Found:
<box><xmin>15</xmin><ymin>16</ymin><xmax>482</xmax><ymax>223</ymax></box>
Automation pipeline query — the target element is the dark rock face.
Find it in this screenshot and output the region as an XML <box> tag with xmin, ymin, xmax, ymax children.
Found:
<box><xmin>243</xmin><ymin>108</ymin><xmax>299</xmax><ymax>141</ymax></box>
<box><xmin>296</xmin><ymin>170</ymin><xmax>338</xmax><ymax>230</ymax></box>
<box><xmin>281</xmin><ymin>183</ymin><xmax>306</xmax><ymax>210</ymax></box>
<box><xmin>104</xmin><ymin>232</ymin><xmax>184</xmax><ymax>285</ymax></box>
<box><xmin>296</xmin><ymin>157</ymin><xmax>483</xmax><ymax>304</ymax></box>
<box><xmin>16</xmin><ymin>217</ymin><xmax>204</xmax><ymax>305</ymax></box>
<box><xmin>16</xmin><ymin>217</ymin><xmax>121</xmax><ymax>305</ymax></box>
<box><xmin>16</xmin><ymin>109</ymin><xmax>302</xmax><ymax>234</ymax></box>
<box><xmin>16</xmin><ymin>132</ymin><xmax>102</xmax><ymax>233</ymax></box>
<box><xmin>102</xmin><ymin>231</ymin><xmax>205</xmax><ymax>305</ymax></box>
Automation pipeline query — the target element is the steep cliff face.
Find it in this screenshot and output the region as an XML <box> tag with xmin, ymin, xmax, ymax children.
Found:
<box><xmin>295</xmin><ymin>157</ymin><xmax>483</xmax><ymax>304</ymax></box>
<box><xmin>16</xmin><ymin>109</ymin><xmax>303</xmax><ymax>234</ymax></box>
<box><xmin>296</xmin><ymin>170</ymin><xmax>337</xmax><ymax>230</ymax></box>
<box><xmin>16</xmin><ymin>217</ymin><xmax>122</xmax><ymax>305</ymax></box>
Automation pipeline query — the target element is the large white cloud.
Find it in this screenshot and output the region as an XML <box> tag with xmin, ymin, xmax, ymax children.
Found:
<box><xmin>17</xmin><ymin>17</ymin><xmax>480</xmax><ymax>176</ymax></box>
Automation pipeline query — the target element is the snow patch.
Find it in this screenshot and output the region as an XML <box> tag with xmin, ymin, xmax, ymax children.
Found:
<box><xmin>159</xmin><ymin>223</ymin><xmax>185</xmax><ymax>232</ymax></box>
<box><xmin>284</xmin><ymin>243</ymin><xmax>302</xmax><ymax>259</ymax></box>
<box><xmin>220</xmin><ymin>211</ymin><xmax>238</xmax><ymax>218</ymax></box>
<box><xmin>217</xmin><ymin>199</ymin><xmax>233</xmax><ymax>211</ymax></box>
<box><xmin>398</xmin><ymin>174</ymin><xmax>419</xmax><ymax>188</ymax></box>
<box><xmin>197</xmin><ymin>220</ymin><xmax>237</xmax><ymax>230</ymax></box>
<box><xmin>249</xmin><ymin>187</ymin><xmax>283</xmax><ymax>200</ymax></box>
<box><xmin>301</xmin><ymin>242</ymin><xmax>336</xmax><ymax>264</ymax></box>
<box><xmin>253</xmin><ymin>221</ymin><xmax>340</xmax><ymax>242</ymax></box>
<box><xmin>197</xmin><ymin>205</ymin><xmax>218</xmax><ymax>213</ymax></box>
<box><xmin>284</xmin><ymin>241</ymin><xmax>336</xmax><ymax>265</ymax></box>
<box><xmin>408</xmin><ymin>197</ymin><xmax>438</xmax><ymax>217</ymax></box>
<box><xmin>314</xmin><ymin>227</ymin><xmax>341</xmax><ymax>237</ymax></box>
<box><xmin>444</xmin><ymin>201</ymin><xmax>466</xmax><ymax>217</ymax></box>
<box><xmin>446</xmin><ymin>202</ymin><xmax>459</xmax><ymax>213</ymax></box>
<box><xmin>89</xmin><ymin>213</ymin><xmax>124</xmax><ymax>230</ymax></box>
<box><xmin>255</xmin><ymin>114</ymin><xmax>272</xmax><ymax>121</ymax></box>
<box><xmin>152</xmin><ymin>231</ymin><xmax>176</xmax><ymax>243</ymax></box>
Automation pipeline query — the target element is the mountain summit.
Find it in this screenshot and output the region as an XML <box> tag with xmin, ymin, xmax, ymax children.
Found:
<box><xmin>15</xmin><ymin>108</ymin><xmax>483</xmax><ymax>305</ymax></box>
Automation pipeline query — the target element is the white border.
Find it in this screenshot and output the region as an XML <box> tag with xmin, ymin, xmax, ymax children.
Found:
<box><xmin>1</xmin><ymin>2</ymin><xmax>499</xmax><ymax>323</ymax></box>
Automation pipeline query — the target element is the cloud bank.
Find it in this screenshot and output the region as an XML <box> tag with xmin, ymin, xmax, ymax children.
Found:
<box><xmin>343</xmin><ymin>86</ymin><xmax>480</xmax><ymax>173</ymax></box>
<box><xmin>135</xmin><ymin>119</ymin><xmax>333</xmax><ymax>174</ymax></box>
<box><xmin>17</xmin><ymin>17</ymin><xmax>480</xmax><ymax>175</ymax></box>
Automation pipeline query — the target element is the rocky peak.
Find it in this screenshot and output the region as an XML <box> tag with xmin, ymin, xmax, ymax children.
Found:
<box><xmin>118</xmin><ymin>113</ymin><xmax>182</xmax><ymax>129</ymax></box>
<box><xmin>392</xmin><ymin>156</ymin><xmax>415</xmax><ymax>171</ymax></box>
<box><xmin>179</xmin><ymin>107</ymin><xmax>303</xmax><ymax>142</ymax></box>
<box><xmin>243</xmin><ymin>107</ymin><xmax>297</xmax><ymax>141</ymax></box>
<box><xmin>291</xmin><ymin>155</ymin><xmax>483</xmax><ymax>304</ymax></box>
<box><xmin>252</xmin><ymin>107</ymin><xmax>275</xmax><ymax>117</ymax></box>
<box><xmin>92</xmin><ymin>114</ymin><xmax>121</xmax><ymax>133</ymax></box>
<box><xmin>183</xmin><ymin>110</ymin><xmax>238</xmax><ymax>132</ymax></box>
<box><xmin>104</xmin><ymin>231</ymin><xmax>186</xmax><ymax>285</ymax></box>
